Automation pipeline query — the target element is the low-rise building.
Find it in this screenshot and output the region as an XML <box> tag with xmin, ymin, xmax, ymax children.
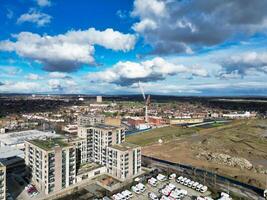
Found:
<box><xmin>169</xmin><ymin>118</ymin><xmax>204</xmax><ymax>125</ymax></box>
<box><xmin>77</xmin><ymin>115</ymin><xmax>105</xmax><ymax>127</ymax></box>
<box><xmin>0</xmin><ymin>130</ymin><xmax>60</xmax><ymax>150</ymax></box>
<box><xmin>25</xmin><ymin>138</ymin><xmax>76</xmax><ymax>194</ymax></box>
<box><xmin>0</xmin><ymin>146</ymin><xmax>24</xmax><ymax>174</ymax></box>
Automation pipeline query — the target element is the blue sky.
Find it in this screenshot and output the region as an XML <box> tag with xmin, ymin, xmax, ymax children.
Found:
<box><xmin>0</xmin><ymin>0</ymin><xmax>267</xmax><ymax>96</ymax></box>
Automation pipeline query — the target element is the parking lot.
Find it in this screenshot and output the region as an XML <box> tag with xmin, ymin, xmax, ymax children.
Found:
<box><xmin>132</xmin><ymin>179</ymin><xmax>210</xmax><ymax>200</ymax></box>
<box><xmin>110</xmin><ymin>172</ymin><xmax>212</xmax><ymax>200</ymax></box>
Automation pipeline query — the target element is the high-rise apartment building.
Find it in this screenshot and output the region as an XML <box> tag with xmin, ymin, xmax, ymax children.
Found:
<box><xmin>25</xmin><ymin>138</ymin><xmax>76</xmax><ymax>194</ymax></box>
<box><xmin>25</xmin><ymin>120</ymin><xmax>142</xmax><ymax>194</ymax></box>
<box><xmin>0</xmin><ymin>163</ymin><xmax>6</xmax><ymax>200</ymax></box>
<box><xmin>96</xmin><ymin>96</ymin><xmax>102</xmax><ymax>103</ymax></box>
<box><xmin>78</xmin><ymin>124</ymin><xmax>125</xmax><ymax>166</ymax></box>
<box><xmin>107</xmin><ymin>143</ymin><xmax>141</xmax><ymax>180</ymax></box>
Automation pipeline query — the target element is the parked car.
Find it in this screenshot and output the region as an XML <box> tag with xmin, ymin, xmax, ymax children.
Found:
<box><xmin>196</xmin><ymin>184</ymin><xmax>204</xmax><ymax>191</ymax></box>
<box><xmin>121</xmin><ymin>190</ymin><xmax>133</xmax><ymax>199</ymax></box>
<box><xmin>148</xmin><ymin>192</ymin><xmax>159</xmax><ymax>200</ymax></box>
<box><xmin>131</xmin><ymin>186</ymin><xmax>141</xmax><ymax>194</ymax></box>
<box><xmin>200</xmin><ymin>186</ymin><xmax>208</xmax><ymax>193</ymax></box>
<box><xmin>148</xmin><ymin>177</ymin><xmax>158</xmax><ymax>186</ymax></box>
<box><xmin>192</xmin><ymin>182</ymin><xmax>200</xmax><ymax>189</ymax></box>
<box><xmin>157</xmin><ymin>174</ymin><xmax>167</xmax><ymax>181</ymax></box>
<box><xmin>169</xmin><ymin>173</ymin><xmax>176</xmax><ymax>180</ymax></box>
<box><xmin>184</xmin><ymin>179</ymin><xmax>191</xmax><ymax>186</ymax></box>
<box><xmin>188</xmin><ymin>180</ymin><xmax>195</xmax><ymax>187</ymax></box>
<box><xmin>136</xmin><ymin>183</ymin><xmax>146</xmax><ymax>192</ymax></box>
<box><xmin>112</xmin><ymin>194</ymin><xmax>121</xmax><ymax>200</ymax></box>
<box><xmin>176</xmin><ymin>176</ymin><xmax>183</xmax><ymax>183</ymax></box>
<box><xmin>180</xmin><ymin>177</ymin><xmax>187</xmax><ymax>184</ymax></box>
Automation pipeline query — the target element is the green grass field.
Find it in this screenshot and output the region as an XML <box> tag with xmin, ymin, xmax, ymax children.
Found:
<box><xmin>126</xmin><ymin>126</ymin><xmax>199</xmax><ymax>146</ymax></box>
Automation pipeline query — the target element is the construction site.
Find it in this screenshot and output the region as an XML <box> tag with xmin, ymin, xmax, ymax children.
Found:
<box><xmin>126</xmin><ymin>119</ymin><xmax>267</xmax><ymax>190</ymax></box>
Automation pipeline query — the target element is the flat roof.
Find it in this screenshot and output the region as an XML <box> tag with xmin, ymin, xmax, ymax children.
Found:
<box><xmin>77</xmin><ymin>162</ymin><xmax>102</xmax><ymax>176</ymax></box>
<box><xmin>0</xmin><ymin>130</ymin><xmax>60</xmax><ymax>146</ymax></box>
<box><xmin>0</xmin><ymin>146</ymin><xmax>24</xmax><ymax>159</ymax></box>
<box><xmin>94</xmin><ymin>124</ymin><xmax>120</xmax><ymax>130</ymax></box>
<box><xmin>29</xmin><ymin>137</ymin><xmax>71</xmax><ymax>151</ymax></box>
<box><xmin>109</xmin><ymin>142</ymin><xmax>140</xmax><ymax>151</ymax></box>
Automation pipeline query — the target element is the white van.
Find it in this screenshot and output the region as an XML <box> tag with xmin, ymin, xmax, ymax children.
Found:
<box><xmin>180</xmin><ymin>177</ymin><xmax>187</xmax><ymax>184</ymax></box>
<box><xmin>184</xmin><ymin>179</ymin><xmax>191</xmax><ymax>186</ymax></box>
<box><xmin>196</xmin><ymin>184</ymin><xmax>203</xmax><ymax>191</ymax></box>
<box><xmin>192</xmin><ymin>182</ymin><xmax>200</xmax><ymax>189</ymax></box>
<box><xmin>188</xmin><ymin>180</ymin><xmax>195</xmax><ymax>187</ymax></box>
<box><xmin>200</xmin><ymin>186</ymin><xmax>208</xmax><ymax>193</ymax></box>
<box><xmin>176</xmin><ymin>176</ymin><xmax>183</xmax><ymax>183</ymax></box>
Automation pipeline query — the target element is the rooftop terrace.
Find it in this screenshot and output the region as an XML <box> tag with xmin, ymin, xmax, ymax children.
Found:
<box><xmin>110</xmin><ymin>142</ymin><xmax>140</xmax><ymax>151</ymax></box>
<box><xmin>29</xmin><ymin>137</ymin><xmax>71</xmax><ymax>151</ymax></box>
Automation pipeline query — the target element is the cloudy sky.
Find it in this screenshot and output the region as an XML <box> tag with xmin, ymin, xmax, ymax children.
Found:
<box><xmin>0</xmin><ymin>0</ymin><xmax>267</xmax><ymax>96</ymax></box>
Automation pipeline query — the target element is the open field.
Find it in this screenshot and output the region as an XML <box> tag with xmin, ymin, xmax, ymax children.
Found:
<box><xmin>126</xmin><ymin>119</ymin><xmax>267</xmax><ymax>188</ymax></box>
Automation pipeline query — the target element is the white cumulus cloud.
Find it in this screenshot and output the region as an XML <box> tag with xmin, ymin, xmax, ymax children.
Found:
<box><xmin>88</xmin><ymin>57</ymin><xmax>208</xmax><ymax>86</ymax></box>
<box><xmin>17</xmin><ymin>9</ymin><xmax>52</xmax><ymax>27</ymax></box>
<box><xmin>36</xmin><ymin>0</ymin><xmax>51</xmax><ymax>7</ymax></box>
<box><xmin>26</xmin><ymin>73</ymin><xmax>42</xmax><ymax>80</ymax></box>
<box><xmin>0</xmin><ymin>28</ymin><xmax>136</xmax><ymax>72</ymax></box>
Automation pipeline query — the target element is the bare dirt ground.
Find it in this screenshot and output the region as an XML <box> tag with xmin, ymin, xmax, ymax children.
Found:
<box><xmin>127</xmin><ymin>119</ymin><xmax>267</xmax><ymax>188</ymax></box>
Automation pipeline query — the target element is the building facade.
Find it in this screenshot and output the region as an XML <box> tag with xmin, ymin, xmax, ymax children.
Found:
<box><xmin>107</xmin><ymin>143</ymin><xmax>141</xmax><ymax>180</ymax></box>
<box><xmin>0</xmin><ymin>163</ymin><xmax>6</xmax><ymax>200</ymax></box>
<box><xmin>25</xmin><ymin>121</ymin><xmax>141</xmax><ymax>194</ymax></box>
<box><xmin>25</xmin><ymin>138</ymin><xmax>76</xmax><ymax>194</ymax></box>
<box><xmin>78</xmin><ymin>124</ymin><xmax>125</xmax><ymax>166</ymax></box>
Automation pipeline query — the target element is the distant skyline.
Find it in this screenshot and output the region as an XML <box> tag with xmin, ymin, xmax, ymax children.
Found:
<box><xmin>0</xmin><ymin>0</ymin><xmax>267</xmax><ymax>96</ymax></box>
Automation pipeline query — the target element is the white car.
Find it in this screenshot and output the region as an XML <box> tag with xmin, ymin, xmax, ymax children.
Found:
<box><xmin>136</xmin><ymin>183</ymin><xmax>146</xmax><ymax>192</ymax></box>
<box><xmin>160</xmin><ymin>196</ymin><xmax>171</xmax><ymax>200</ymax></box>
<box><xmin>196</xmin><ymin>184</ymin><xmax>204</xmax><ymax>191</ymax></box>
<box><xmin>192</xmin><ymin>182</ymin><xmax>200</xmax><ymax>189</ymax></box>
<box><xmin>188</xmin><ymin>180</ymin><xmax>195</xmax><ymax>187</ymax></box>
<box><xmin>180</xmin><ymin>177</ymin><xmax>187</xmax><ymax>184</ymax></box>
<box><xmin>122</xmin><ymin>190</ymin><xmax>133</xmax><ymax>199</ymax></box>
<box><xmin>160</xmin><ymin>188</ymin><xmax>171</xmax><ymax>196</ymax></box>
<box><xmin>148</xmin><ymin>192</ymin><xmax>159</xmax><ymax>200</ymax></box>
<box><xmin>166</xmin><ymin>183</ymin><xmax>176</xmax><ymax>191</ymax></box>
<box><xmin>148</xmin><ymin>177</ymin><xmax>158</xmax><ymax>186</ymax></box>
<box><xmin>112</xmin><ymin>194</ymin><xmax>121</xmax><ymax>200</ymax></box>
<box><xmin>176</xmin><ymin>176</ymin><xmax>183</xmax><ymax>183</ymax></box>
<box><xmin>117</xmin><ymin>193</ymin><xmax>127</xmax><ymax>200</ymax></box>
<box><xmin>131</xmin><ymin>186</ymin><xmax>141</xmax><ymax>194</ymax></box>
<box><xmin>184</xmin><ymin>179</ymin><xmax>191</xmax><ymax>186</ymax></box>
<box><xmin>200</xmin><ymin>186</ymin><xmax>208</xmax><ymax>193</ymax></box>
<box><xmin>169</xmin><ymin>189</ymin><xmax>183</xmax><ymax>199</ymax></box>
<box><xmin>157</xmin><ymin>174</ymin><xmax>167</xmax><ymax>181</ymax></box>
<box><xmin>218</xmin><ymin>192</ymin><xmax>232</xmax><ymax>200</ymax></box>
<box><xmin>169</xmin><ymin>173</ymin><xmax>176</xmax><ymax>180</ymax></box>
